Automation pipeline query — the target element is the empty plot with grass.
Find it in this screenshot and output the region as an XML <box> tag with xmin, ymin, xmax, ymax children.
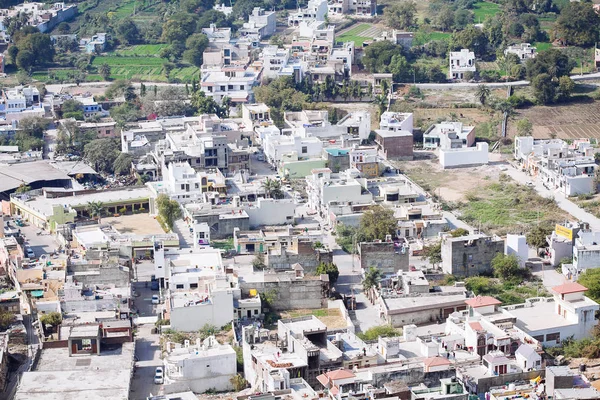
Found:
<box><xmin>472</xmin><ymin>1</ymin><xmax>500</xmax><ymax>21</ymax></box>
<box><xmin>336</xmin><ymin>23</ymin><xmax>381</xmax><ymax>46</ymax></box>
<box><xmin>115</xmin><ymin>44</ymin><xmax>168</xmax><ymax>56</ymax></box>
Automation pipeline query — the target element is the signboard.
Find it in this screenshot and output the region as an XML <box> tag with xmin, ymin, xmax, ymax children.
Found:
<box><xmin>555</xmin><ymin>224</ymin><xmax>573</xmax><ymax>241</ymax></box>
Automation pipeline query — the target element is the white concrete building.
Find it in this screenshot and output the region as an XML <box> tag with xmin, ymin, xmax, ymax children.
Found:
<box><xmin>288</xmin><ymin>0</ymin><xmax>328</xmax><ymax>26</ymax></box>
<box><xmin>264</xmin><ymin>134</ymin><xmax>323</xmax><ymax>165</ymax></box>
<box><xmin>439</xmin><ymin>142</ymin><xmax>489</xmax><ymax>169</ymax></box>
<box><xmin>2</xmin><ymin>85</ymin><xmax>41</xmax><ymax>113</ymax></box>
<box><xmin>242</xmin><ymin>103</ymin><xmax>272</xmax><ymax>129</ymax></box>
<box><xmin>449</xmin><ymin>49</ymin><xmax>476</xmax><ymax>80</ymax></box>
<box><xmin>514</xmin><ymin>137</ymin><xmax>597</xmax><ymax>196</ymax></box>
<box><xmin>423</xmin><ymin>121</ymin><xmax>475</xmax><ymax>149</ymax></box>
<box><xmin>514</xmin><ymin>343</ymin><xmax>541</xmax><ymax>371</ymax></box>
<box><xmin>505</xmin><ymin>234</ymin><xmax>528</xmax><ymax>268</ymax></box>
<box><xmin>379</xmin><ymin>112</ymin><xmax>414</xmax><ymax>133</ymax></box>
<box><xmin>305</xmin><ymin>168</ymin><xmax>373</xmax><ymax>217</ymax></box>
<box><xmin>240</xmin><ymin>7</ymin><xmax>277</xmax><ymax>39</ymax></box>
<box><xmin>284</xmin><ymin>110</ymin><xmax>370</xmax><ymax>142</ymax></box>
<box><xmin>200</xmin><ymin>67</ymin><xmax>259</xmax><ymax>103</ymax></box>
<box><xmin>163</xmin><ymin>336</ymin><xmax>237</xmax><ymax>394</ymax></box>
<box><xmin>504</xmin><ymin>282</ymin><xmax>599</xmax><ymax>347</ymax></box>
<box><xmin>245</xmin><ymin>197</ymin><xmax>297</xmax><ymax>227</ymax></box>
<box><xmin>148</xmin><ymin>161</ymin><xmax>209</xmax><ymax>205</ymax></box>
<box><xmin>261</xmin><ymin>46</ymin><xmax>291</xmax><ymax>79</ymax></box>
<box><xmin>573</xmin><ymin>230</ymin><xmax>600</xmax><ymax>273</ymax></box>
<box><xmin>504</xmin><ymin>43</ymin><xmax>537</xmax><ymax>62</ymax></box>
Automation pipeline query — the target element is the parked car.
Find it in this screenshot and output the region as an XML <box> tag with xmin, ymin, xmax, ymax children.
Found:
<box><xmin>150</xmin><ymin>280</ymin><xmax>159</xmax><ymax>291</ymax></box>
<box><xmin>154</xmin><ymin>367</ymin><xmax>164</xmax><ymax>384</ymax></box>
<box><xmin>25</xmin><ymin>248</ymin><xmax>35</xmax><ymax>259</ymax></box>
<box><xmin>151</xmin><ymin>295</ymin><xmax>160</xmax><ymax>305</ymax></box>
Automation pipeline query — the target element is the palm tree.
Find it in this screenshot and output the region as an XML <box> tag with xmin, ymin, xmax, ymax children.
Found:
<box><xmin>99</xmin><ymin>63</ymin><xmax>111</xmax><ymax>81</ymax></box>
<box><xmin>373</xmin><ymin>94</ymin><xmax>387</xmax><ymax>118</ymax></box>
<box><xmin>87</xmin><ymin>201</ymin><xmax>104</xmax><ymax>223</ymax></box>
<box><xmin>475</xmin><ymin>84</ymin><xmax>491</xmax><ymax>106</ymax></box>
<box><xmin>262</xmin><ymin>178</ymin><xmax>274</xmax><ymax>198</ymax></box>
<box><xmin>362</xmin><ymin>267</ymin><xmax>381</xmax><ymax>291</ymax></box>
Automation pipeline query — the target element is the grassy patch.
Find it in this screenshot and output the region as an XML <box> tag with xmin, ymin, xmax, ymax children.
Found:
<box><xmin>458</xmin><ymin>178</ymin><xmax>568</xmax><ymax>235</ymax></box>
<box><xmin>533</xmin><ymin>42</ymin><xmax>552</xmax><ymax>51</ymax></box>
<box><xmin>337</xmin><ymin>23</ymin><xmax>376</xmax><ymax>46</ymax></box>
<box><xmin>212</xmin><ymin>238</ymin><xmax>234</xmax><ymax>250</ymax></box>
<box><xmin>413</xmin><ymin>31</ymin><xmax>452</xmax><ymax>46</ymax></box>
<box><xmin>473</xmin><ymin>1</ymin><xmax>500</xmax><ymax>21</ymax></box>
<box><xmin>466</xmin><ymin>276</ymin><xmax>548</xmax><ymax>305</ymax></box>
<box><xmin>115</xmin><ymin>44</ymin><xmax>168</xmax><ymax>56</ymax></box>
<box><xmin>358</xmin><ymin>325</ymin><xmax>402</xmax><ymax>341</ymax></box>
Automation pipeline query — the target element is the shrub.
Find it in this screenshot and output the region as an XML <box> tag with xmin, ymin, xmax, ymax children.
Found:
<box><xmin>358</xmin><ymin>325</ymin><xmax>401</xmax><ymax>341</ymax></box>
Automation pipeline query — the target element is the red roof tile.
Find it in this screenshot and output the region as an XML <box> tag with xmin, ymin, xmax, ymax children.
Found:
<box><xmin>423</xmin><ymin>357</ymin><xmax>452</xmax><ymax>367</ymax></box>
<box><xmin>552</xmin><ymin>282</ymin><xmax>587</xmax><ymax>295</ymax></box>
<box><xmin>464</xmin><ymin>296</ymin><xmax>502</xmax><ymax>308</ymax></box>
<box><xmin>468</xmin><ymin>321</ymin><xmax>484</xmax><ymax>331</ymax></box>
<box><xmin>326</xmin><ymin>369</ymin><xmax>355</xmax><ymax>380</ymax></box>
<box><xmin>316</xmin><ymin>374</ymin><xmax>329</xmax><ymax>387</ymax></box>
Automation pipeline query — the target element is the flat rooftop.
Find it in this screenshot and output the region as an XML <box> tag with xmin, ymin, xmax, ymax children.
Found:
<box><xmin>507</xmin><ymin>300</ymin><xmax>591</xmax><ymax>332</ymax></box>
<box><xmin>102</xmin><ymin>213</ymin><xmax>164</xmax><ymax>236</ymax></box>
<box><xmin>15</xmin><ymin>342</ymin><xmax>134</xmax><ymax>400</ymax></box>
<box><xmin>281</xmin><ymin>316</ymin><xmax>327</xmax><ymax>334</ymax></box>
<box><xmin>18</xmin><ymin>187</ymin><xmax>152</xmax><ymax>217</ymax></box>
<box><xmin>375</xmin><ymin>129</ymin><xmax>412</xmax><ymax>138</ymax></box>
<box><xmin>384</xmin><ymin>293</ymin><xmax>467</xmax><ymax>314</ymax></box>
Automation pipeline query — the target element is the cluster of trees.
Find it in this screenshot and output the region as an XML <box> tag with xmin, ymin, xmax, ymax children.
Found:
<box><xmin>361</xmin><ymin>41</ymin><xmax>446</xmax><ymax>84</ymax></box>
<box><xmin>8</xmin><ymin>27</ymin><xmax>54</xmax><ymax>72</ymax></box>
<box><xmin>156</xmin><ymin>194</ymin><xmax>182</xmax><ymax>232</ymax></box>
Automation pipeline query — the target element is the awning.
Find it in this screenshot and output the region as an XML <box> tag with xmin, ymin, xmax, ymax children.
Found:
<box><xmin>30</xmin><ymin>290</ymin><xmax>44</xmax><ymax>298</ymax></box>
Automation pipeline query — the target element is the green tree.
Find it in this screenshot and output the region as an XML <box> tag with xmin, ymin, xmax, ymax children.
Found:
<box><xmin>357</xmin><ymin>325</ymin><xmax>400</xmax><ymax>340</ymax></box>
<box><xmin>230</xmin><ymin>374</ymin><xmax>248</xmax><ymax>392</ymax></box>
<box><xmin>99</xmin><ymin>63</ymin><xmax>111</xmax><ymax>81</ymax></box>
<box><xmin>0</xmin><ymin>309</ymin><xmax>15</xmax><ymax>330</ymax></box>
<box><xmin>359</xmin><ymin>205</ymin><xmax>397</xmax><ymax>242</ymax></box>
<box><xmin>15</xmin><ymin>184</ymin><xmax>31</xmax><ymax>193</ymax></box>
<box><xmin>532</xmin><ymin>73</ymin><xmax>556</xmax><ymax>105</ymax></box>
<box><xmin>56</xmin><ymin>22</ymin><xmax>70</xmax><ymax>33</ymax></box>
<box><xmin>191</xmin><ymin>90</ymin><xmax>228</xmax><ymax>117</ymax></box>
<box><xmin>384</xmin><ymin>1</ymin><xmax>417</xmax><ymax>30</ymax></box>
<box><xmin>557</xmin><ymin>76</ymin><xmax>575</xmax><ymax>101</ymax></box>
<box><xmin>8</xmin><ymin>45</ymin><xmax>19</xmax><ymax>64</ymax></box>
<box><xmin>491</xmin><ymin>253</ymin><xmax>523</xmax><ymax>282</ymax></box>
<box><xmin>464</xmin><ymin>276</ymin><xmax>494</xmax><ymax>295</ymax></box>
<box><xmin>16</xmin><ymin>32</ymin><xmax>54</xmax><ymax>65</ymax></box>
<box><xmin>156</xmin><ymin>194</ymin><xmax>182</xmax><ymax>231</ymax></box>
<box><xmin>198</xmin><ymin>323</ymin><xmax>217</xmax><ymax>340</ymax></box>
<box><xmin>39</xmin><ymin>312</ymin><xmax>62</xmax><ymax>327</ymax></box>
<box><xmin>86</xmin><ymin>201</ymin><xmax>104</xmax><ymax>223</ymax></box>
<box><xmin>252</xmin><ymin>253</ymin><xmax>266</xmax><ymax>270</ymax></box>
<box><xmin>436</xmin><ymin>5</ymin><xmax>455</xmax><ymax>32</ymax></box>
<box><xmin>422</xmin><ymin>241</ymin><xmax>442</xmax><ymax>267</ymax></box>
<box><xmin>555</xmin><ymin>2</ymin><xmax>600</xmax><ymax>47</ymax></box>
<box><xmin>83</xmin><ymin>139</ymin><xmax>120</xmax><ymax>173</ymax></box>
<box><xmin>183</xmin><ymin>33</ymin><xmax>209</xmax><ymax>67</ymax></box>
<box><xmin>362</xmin><ymin>41</ymin><xmax>404</xmax><ymax>73</ymax></box>
<box><xmin>526</xmin><ymin>225</ymin><xmax>552</xmax><ymax>249</ymax></box>
<box><xmin>261</xmin><ymin>178</ymin><xmax>284</xmax><ymax>199</ymax></box>
<box><xmin>516</xmin><ymin>119</ymin><xmax>533</xmax><ymax>136</ymax></box>
<box><xmin>452</xmin><ymin>25</ymin><xmax>489</xmax><ymax>58</ymax></box>
<box><xmin>450</xmin><ymin>228</ymin><xmax>470</xmax><ymax>237</ymax></box>
<box><xmin>161</xmin><ymin>13</ymin><xmax>198</xmax><ymax>43</ymax></box>
<box><xmin>362</xmin><ymin>266</ymin><xmax>381</xmax><ymax>290</ymax></box>
<box><xmin>475</xmin><ymin>84</ymin><xmax>491</xmax><ymax>105</ymax></box>
<box><xmin>525</xmin><ymin>49</ymin><xmax>574</xmax><ymax>80</ymax></box>
<box><xmin>61</xmin><ymin>99</ymin><xmax>84</xmax><ymax>120</ymax></box>
<box><xmin>373</xmin><ymin>94</ymin><xmax>387</xmax><ymax>118</ymax></box>
<box><xmin>316</xmin><ymin>262</ymin><xmax>339</xmax><ymax>285</ymax></box>
<box><xmin>110</xmin><ymin>103</ymin><xmax>141</xmax><ymax>128</ymax></box>
<box><xmin>113</xmin><ymin>153</ymin><xmax>133</xmax><ymax>175</ymax></box>
<box><xmin>15</xmin><ymin>49</ymin><xmax>34</xmax><ymax>71</ymax></box>
<box><xmin>19</xmin><ymin>116</ymin><xmax>47</xmax><ymax>138</ymax></box>
<box><xmin>577</xmin><ymin>269</ymin><xmax>600</xmax><ymax>303</ymax></box>
<box><xmin>115</xmin><ymin>18</ymin><xmax>140</xmax><ymax>45</ymax></box>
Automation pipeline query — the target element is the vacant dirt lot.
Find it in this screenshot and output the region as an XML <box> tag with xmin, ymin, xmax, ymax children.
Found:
<box><xmin>395</xmin><ymin>154</ymin><xmax>503</xmax><ymax>202</ymax></box>
<box><xmin>103</xmin><ymin>213</ymin><xmax>163</xmax><ymax>235</ymax></box>
<box><xmin>510</xmin><ymin>101</ymin><xmax>600</xmax><ymax>139</ymax></box>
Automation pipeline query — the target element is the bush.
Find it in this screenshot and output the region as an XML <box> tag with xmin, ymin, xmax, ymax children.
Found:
<box><xmin>40</xmin><ymin>312</ymin><xmax>62</xmax><ymax>327</ymax></box>
<box><xmin>507</xmin><ymin>95</ymin><xmax>533</xmax><ymax>108</ymax></box>
<box><xmin>358</xmin><ymin>325</ymin><xmax>401</xmax><ymax>341</ymax></box>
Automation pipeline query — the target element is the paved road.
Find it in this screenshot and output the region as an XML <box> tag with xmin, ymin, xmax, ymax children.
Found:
<box><xmin>129</xmin><ymin>261</ymin><xmax>164</xmax><ymax>400</ymax></box>
<box><xmin>500</xmin><ymin>162</ymin><xmax>600</xmax><ymax>231</ymax></box>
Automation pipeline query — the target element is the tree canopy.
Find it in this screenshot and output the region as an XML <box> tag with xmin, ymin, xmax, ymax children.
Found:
<box><xmin>359</xmin><ymin>205</ymin><xmax>397</xmax><ymax>242</ymax></box>
<box><xmin>84</xmin><ymin>139</ymin><xmax>121</xmax><ymax>174</ymax></box>
<box><xmin>555</xmin><ymin>2</ymin><xmax>600</xmax><ymax>47</ymax></box>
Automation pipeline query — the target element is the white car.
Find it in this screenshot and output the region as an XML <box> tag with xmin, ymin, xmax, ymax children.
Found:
<box><xmin>151</xmin><ymin>295</ymin><xmax>160</xmax><ymax>304</ymax></box>
<box><xmin>154</xmin><ymin>367</ymin><xmax>164</xmax><ymax>384</ymax></box>
<box><xmin>25</xmin><ymin>248</ymin><xmax>35</xmax><ymax>259</ymax></box>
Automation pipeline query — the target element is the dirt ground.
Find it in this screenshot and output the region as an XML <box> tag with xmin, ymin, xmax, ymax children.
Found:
<box><xmin>510</xmin><ymin>101</ymin><xmax>600</xmax><ymax>139</ymax></box>
<box><xmin>103</xmin><ymin>213</ymin><xmax>164</xmax><ymax>235</ymax></box>
<box><xmin>395</xmin><ymin>153</ymin><xmax>503</xmax><ymax>202</ymax></box>
<box><xmin>280</xmin><ymin>308</ymin><xmax>348</xmax><ymax>330</ymax></box>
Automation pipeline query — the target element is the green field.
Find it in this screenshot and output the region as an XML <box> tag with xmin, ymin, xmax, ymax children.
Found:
<box><xmin>533</xmin><ymin>42</ymin><xmax>552</xmax><ymax>51</ymax></box>
<box><xmin>473</xmin><ymin>1</ymin><xmax>500</xmax><ymax>22</ymax></box>
<box><xmin>336</xmin><ymin>23</ymin><xmax>373</xmax><ymax>46</ymax></box>
<box><xmin>115</xmin><ymin>44</ymin><xmax>168</xmax><ymax>56</ymax></box>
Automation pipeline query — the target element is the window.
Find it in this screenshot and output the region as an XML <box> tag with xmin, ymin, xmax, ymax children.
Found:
<box><xmin>82</xmin><ymin>339</ymin><xmax>92</xmax><ymax>351</ymax></box>
<box><xmin>220</xmin><ymin>86</ymin><xmax>226</xmax><ymax>91</ymax></box>
<box><xmin>240</xmin><ymin>85</ymin><xmax>245</xmax><ymax>90</ymax></box>
<box><xmin>195</xmin><ymin>183</ymin><xmax>199</xmax><ymax>189</ymax></box>
<box><xmin>546</xmin><ymin>332</ymin><xmax>560</xmax><ymax>343</ymax></box>
<box><xmin>190</xmin><ymin>283</ymin><xmax>198</xmax><ymax>289</ymax></box>
<box><xmin>228</xmin><ymin>85</ymin><xmax>234</xmax><ymax>90</ymax></box>
<box><xmin>254</xmin><ymin>309</ymin><xmax>259</xmax><ymax>314</ymax></box>
<box><xmin>181</xmin><ymin>184</ymin><xmax>185</xmax><ymax>190</ymax></box>
<box><xmin>176</xmin><ymin>284</ymin><xmax>184</xmax><ymax>289</ymax></box>
<box><xmin>301</xmin><ymin>146</ymin><xmax>307</xmax><ymax>154</ymax></box>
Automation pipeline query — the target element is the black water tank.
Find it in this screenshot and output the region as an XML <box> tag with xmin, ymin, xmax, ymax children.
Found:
<box><xmin>580</xmin><ymin>364</ymin><xmax>587</xmax><ymax>372</ymax></box>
